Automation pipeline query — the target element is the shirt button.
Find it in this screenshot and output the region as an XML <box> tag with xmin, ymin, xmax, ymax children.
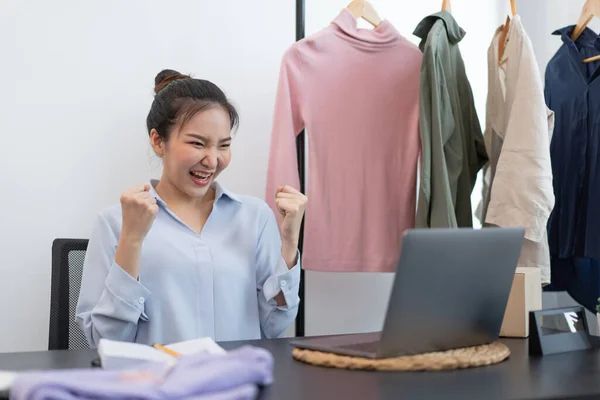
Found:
<box><xmin>138</xmin><ymin>297</ymin><xmax>145</xmax><ymax>304</ymax></box>
<box><xmin>281</xmin><ymin>280</ymin><xmax>287</xmax><ymax>287</ymax></box>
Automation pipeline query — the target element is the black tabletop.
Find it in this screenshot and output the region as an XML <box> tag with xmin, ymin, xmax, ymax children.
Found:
<box><xmin>2</xmin><ymin>337</ymin><xmax>600</xmax><ymax>399</ymax></box>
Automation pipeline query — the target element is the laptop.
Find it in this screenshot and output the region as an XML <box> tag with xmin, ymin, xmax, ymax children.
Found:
<box><xmin>291</xmin><ymin>227</ymin><xmax>525</xmax><ymax>359</ymax></box>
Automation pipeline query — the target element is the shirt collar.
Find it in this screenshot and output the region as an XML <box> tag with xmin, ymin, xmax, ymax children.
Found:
<box><xmin>213</xmin><ymin>181</ymin><xmax>242</xmax><ymax>203</ymax></box>
<box><xmin>487</xmin><ymin>26</ymin><xmax>506</xmax><ymax>136</ymax></box>
<box><xmin>553</xmin><ymin>25</ymin><xmax>600</xmax><ymax>50</ymax></box>
<box><xmin>149</xmin><ymin>179</ymin><xmax>242</xmax><ymax>207</ymax></box>
<box><xmin>331</xmin><ymin>8</ymin><xmax>400</xmax><ymax>45</ymax></box>
<box><xmin>413</xmin><ymin>11</ymin><xmax>466</xmax><ymax>46</ymax></box>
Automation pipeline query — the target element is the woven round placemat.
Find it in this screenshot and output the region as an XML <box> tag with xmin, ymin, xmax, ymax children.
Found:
<box><xmin>292</xmin><ymin>341</ymin><xmax>510</xmax><ymax>372</ymax></box>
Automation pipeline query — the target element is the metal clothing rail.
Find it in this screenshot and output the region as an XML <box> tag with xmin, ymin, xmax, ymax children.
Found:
<box><xmin>295</xmin><ymin>0</ymin><xmax>306</xmax><ymax>337</ymax></box>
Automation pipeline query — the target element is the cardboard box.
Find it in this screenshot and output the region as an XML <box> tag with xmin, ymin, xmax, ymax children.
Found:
<box><xmin>500</xmin><ymin>267</ymin><xmax>542</xmax><ymax>338</ymax></box>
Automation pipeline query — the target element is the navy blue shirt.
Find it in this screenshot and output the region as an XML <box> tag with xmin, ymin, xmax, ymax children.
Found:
<box><xmin>544</xmin><ymin>26</ymin><xmax>600</xmax><ymax>313</ymax></box>
<box><xmin>545</xmin><ymin>25</ymin><xmax>600</xmax><ymax>259</ymax></box>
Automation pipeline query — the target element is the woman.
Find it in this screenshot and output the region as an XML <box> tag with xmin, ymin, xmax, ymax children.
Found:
<box><xmin>76</xmin><ymin>70</ymin><xmax>307</xmax><ymax>347</ymax></box>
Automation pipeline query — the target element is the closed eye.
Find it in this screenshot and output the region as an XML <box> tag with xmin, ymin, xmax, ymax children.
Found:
<box><xmin>190</xmin><ymin>142</ymin><xmax>204</xmax><ymax>147</ymax></box>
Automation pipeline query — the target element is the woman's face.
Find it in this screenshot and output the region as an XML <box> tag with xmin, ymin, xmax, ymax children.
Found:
<box><xmin>151</xmin><ymin>107</ymin><xmax>232</xmax><ymax>199</ymax></box>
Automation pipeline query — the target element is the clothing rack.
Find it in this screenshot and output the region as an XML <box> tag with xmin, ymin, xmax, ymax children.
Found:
<box><xmin>295</xmin><ymin>0</ymin><xmax>306</xmax><ymax>337</ymax></box>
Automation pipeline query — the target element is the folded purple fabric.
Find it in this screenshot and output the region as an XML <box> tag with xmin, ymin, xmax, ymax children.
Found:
<box><xmin>10</xmin><ymin>346</ymin><xmax>273</xmax><ymax>400</ymax></box>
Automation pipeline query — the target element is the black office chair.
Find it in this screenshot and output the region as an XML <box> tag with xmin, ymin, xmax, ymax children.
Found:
<box><xmin>49</xmin><ymin>238</ymin><xmax>90</xmax><ymax>350</ymax></box>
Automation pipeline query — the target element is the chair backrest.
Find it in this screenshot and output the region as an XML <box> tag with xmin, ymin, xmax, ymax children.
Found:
<box><xmin>49</xmin><ymin>238</ymin><xmax>90</xmax><ymax>350</ymax></box>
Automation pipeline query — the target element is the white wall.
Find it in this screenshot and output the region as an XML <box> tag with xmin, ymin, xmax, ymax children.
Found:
<box><xmin>303</xmin><ymin>0</ymin><xmax>504</xmax><ymax>336</ymax></box>
<box><xmin>0</xmin><ymin>0</ymin><xmax>526</xmax><ymax>351</ymax></box>
<box><xmin>519</xmin><ymin>0</ymin><xmax>600</xmax><ymax>77</ymax></box>
<box><xmin>0</xmin><ymin>0</ymin><xmax>294</xmax><ymax>352</ymax></box>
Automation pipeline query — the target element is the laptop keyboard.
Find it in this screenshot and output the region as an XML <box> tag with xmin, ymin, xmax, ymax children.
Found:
<box><xmin>336</xmin><ymin>340</ymin><xmax>380</xmax><ymax>353</ymax></box>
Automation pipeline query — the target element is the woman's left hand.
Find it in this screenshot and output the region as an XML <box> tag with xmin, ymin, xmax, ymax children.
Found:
<box><xmin>276</xmin><ymin>185</ymin><xmax>308</xmax><ymax>250</ymax></box>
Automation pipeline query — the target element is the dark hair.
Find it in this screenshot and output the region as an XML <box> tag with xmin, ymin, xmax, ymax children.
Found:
<box><xmin>146</xmin><ymin>69</ymin><xmax>239</xmax><ymax>141</ymax></box>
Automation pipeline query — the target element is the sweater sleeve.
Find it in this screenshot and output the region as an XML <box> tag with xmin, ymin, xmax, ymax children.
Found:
<box><xmin>265</xmin><ymin>45</ymin><xmax>305</xmax><ymax>215</ymax></box>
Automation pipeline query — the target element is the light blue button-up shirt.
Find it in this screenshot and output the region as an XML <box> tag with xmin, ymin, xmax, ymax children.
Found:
<box><xmin>76</xmin><ymin>180</ymin><xmax>301</xmax><ymax>348</ymax></box>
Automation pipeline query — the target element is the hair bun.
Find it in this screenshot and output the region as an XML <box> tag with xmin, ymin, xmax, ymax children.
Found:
<box><xmin>154</xmin><ymin>69</ymin><xmax>191</xmax><ymax>94</ymax></box>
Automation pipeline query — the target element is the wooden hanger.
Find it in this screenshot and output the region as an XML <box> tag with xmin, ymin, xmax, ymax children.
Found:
<box><xmin>572</xmin><ymin>0</ymin><xmax>600</xmax><ymax>41</ymax></box>
<box><xmin>498</xmin><ymin>0</ymin><xmax>517</xmax><ymax>63</ymax></box>
<box><xmin>346</xmin><ymin>0</ymin><xmax>382</xmax><ymax>27</ymax></box>
<box><xmin>584</xmin><ymin>53</ymin><xmax>600</xmax><ymax>62</ymax></box>
<box><xmin>441</xmin><ymin>0</ymin><xmax>451</xmax><ymax>12</ymax></box>
<box><xmin>573</xmin><ymin>0</ymin><xmax>600</xmax><ymax>62</ymax></box>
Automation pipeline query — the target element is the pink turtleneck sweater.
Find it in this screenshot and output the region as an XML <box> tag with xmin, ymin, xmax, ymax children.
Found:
<box><xmin>265</xmin><ymin>9</ymin><xmax>422</xmax><ymax>273</ymax></box>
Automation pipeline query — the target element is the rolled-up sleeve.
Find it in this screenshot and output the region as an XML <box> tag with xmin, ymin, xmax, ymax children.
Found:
<box><xmin>75</xmin><ymin>212</ymin><xmax>151</xmax><ymax>348</ymax></box>
<box><xmin>255</xmin><ymin>212</ymin><xmax>301</xmax><ymax>339</ymax></box>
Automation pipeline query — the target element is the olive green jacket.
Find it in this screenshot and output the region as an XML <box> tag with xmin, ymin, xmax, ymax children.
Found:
<box><xmin>413</xmin><ymin>12</ymin><xmax>488</xmax><ymax>228</ymax></box>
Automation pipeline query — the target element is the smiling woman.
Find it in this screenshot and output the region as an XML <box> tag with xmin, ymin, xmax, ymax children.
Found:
<box><xmin>147</xmin><ymin>71</ymin><xmax>237</xmax><ymax>227</ymax></box>
<box><xmin>75</xmin><ymin>69</ymin><xmax>308</xmax><ymax>347</ymax></box>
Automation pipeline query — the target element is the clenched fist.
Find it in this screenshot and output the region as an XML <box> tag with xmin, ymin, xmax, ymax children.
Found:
<box><xmin>120</xmin><ymin>184</ymin><xmax>159</xmax><ymax>243</ymax></box>
<box><xmin>275</xmin><ymin>185</ymin><xmax>308</xmax><ymax>247</ymax></box>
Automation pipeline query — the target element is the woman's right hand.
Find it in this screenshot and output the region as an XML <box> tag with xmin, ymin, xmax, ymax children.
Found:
<box><xmin>115</xmin><ymin>184</ymin><xmax>158</xmax><ymax>279</ymax></box>
<box><xmin>119</xmin><ymin>184</ymin><xmax>159</xmax><ymax>244</ymax></box>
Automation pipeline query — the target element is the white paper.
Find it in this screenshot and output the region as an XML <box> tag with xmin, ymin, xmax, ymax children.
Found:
<box><xmin>0</xmin><ymin>371</ymin><xmax>17</xmax><ymax>395</ymax></box>
<box><xmin>166</xmin><ymin>338</ymin><xmax>226</xmax><ymax>356</ymax></box>
<box><xmin>98</xmin><ymin>339</ymin><xmax>174</xmax><ymax>370</ymax></box>
<box><xmin>99</xmin><ymin>339</ymin><xmax>173</xmax><ymax>362</ymax></box>
<box><xmin>98</xmin><ymin>338</ymin><xmax>226</xmax><ymax>370</ymax></box>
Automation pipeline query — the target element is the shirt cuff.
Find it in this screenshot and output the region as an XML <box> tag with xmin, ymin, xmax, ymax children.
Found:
<box><xmin>105</xmin><ymin>262</ymin><xmax>151</xmax><ymax>321</ymax></box>
<box><xmin>263</xmin><ymin>250</ymin><xmax>301</xmax><ymax>311</ymax></box>
<box><xmin>485</xmin><ymin>205</ymin><xmax>549</xmax><ymax>243</ymax></box>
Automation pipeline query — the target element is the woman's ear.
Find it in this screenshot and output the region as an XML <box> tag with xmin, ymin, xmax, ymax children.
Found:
<box><xmin>150</xmin><ymin>129</ymin><xmax>165</xmax><ymax>157</ymax></box>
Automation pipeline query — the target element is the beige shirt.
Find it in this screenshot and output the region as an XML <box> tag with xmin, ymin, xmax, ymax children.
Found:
<box><xmin>480</xmin><ymin>16</ymin><xmax>555</xmax><ymax>284</ymax></box>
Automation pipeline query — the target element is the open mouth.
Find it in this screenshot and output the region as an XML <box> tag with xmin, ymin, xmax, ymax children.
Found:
<box><xmin>190</xmin><ymin>171</ymin><xmax>213</xmax><ymax>186</ymax></box>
